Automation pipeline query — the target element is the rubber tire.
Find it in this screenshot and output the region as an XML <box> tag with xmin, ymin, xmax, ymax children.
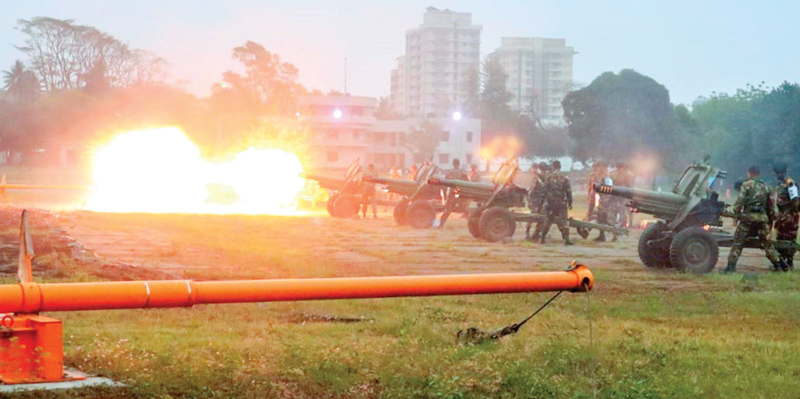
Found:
<box><xmin>326</xmin><ymin>194</ymin><xmax>338</xmax><ymax>217</ymax></box>
<box><xmin>333</xmin><ymin>194</ymin><xmax>360</xmax><ymax>218</ymax></box>
<box><xmin>669</xmin><ymin>227</ymin><xmax>719</xmax><ymax>274</ymax></box>
<box><xmin>478</xmin><ymin>206</ymin><xmax>517</xmax><ymax>243</ymax></box>
<box><xmin>406</xmin><ymin>201</ymin><xmax>436</xmax><ymax>229</ymax></box>
<box><xmin>638</xmin><ymin>222</ymin><xmax>672</xmax><ymax>268</ymax></box>
<box><xmin>468</xmin><ymin>210</ymin><xmax>483</xmax><ymax>239</ymax></box>
<box><xmin>393</xmin><ymin>199</ymin><xmax>409</xmax><ymax>225</ymax></box>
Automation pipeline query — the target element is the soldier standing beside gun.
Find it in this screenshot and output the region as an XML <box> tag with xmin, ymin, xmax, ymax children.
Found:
<box><xmin>540</xmin><ymin>160</ymin><xmax>573</xmax><ymax>246</ymax></box>
<box><xmin>361</xmin><ymin>164</ymin><xmax>378</xmax><ymax>219</ymax></box>
<box><xmin>526</xmin><ymin>162</ymin><xmax>549</xmax><ymax>241</ymax></box>
<box><xmin>594</xmin><ymin>164</ymin><xmax>618</xmax><ymax>242</ymax></box>
<box><xmin>468</xmin><ymin>164</ymin><xmax>481</xmax><ymax>182</ymax></box>
<box><xmin>724</xmin><ymin>166</ymin><xmax>788</xmax><ymax>273</ymax></box>
<box><xmin>586</xmin><ymin>161</ymin><xmax>607</xmax><ymax>220</ymax></box>
<box><xmin>772</xmin><ymin>163</ymin><xmax>799</xmax><ymax>270</ymax></box>
<box><xmin>611</xmin><ymin>162</ymin><xmax>635</xmax><ymax>228</ymax></box>
<box><xmin>439</xmin><ymin>158</ymin><xmax>469</xmax><ymax>227</ymax></box>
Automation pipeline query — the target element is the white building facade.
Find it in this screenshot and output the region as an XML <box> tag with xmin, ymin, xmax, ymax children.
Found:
<box><xmin>493</xmin><ymin>37</ymin><xmax>574</xmax><ymax>126</ymax></box>
<box><xmin>299</xmin><ymin>95</ymin><xmax>481</xmax><ymax>172</ymax></box>
<box><xmin>390</xmin><ymin>7</ymin><xmax>482</xmax><ymax>118</ymax></box>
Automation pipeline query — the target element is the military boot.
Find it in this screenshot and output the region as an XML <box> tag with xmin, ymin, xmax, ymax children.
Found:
<box><xmin>776</xmin><ymin>260</ymin><xmax>790</xmax><ymax>272</ymax></box>
<box><xmin>788</xmin><ymin>258</ymin><xmax>794</xmax><ymax>271</ymax></box>
<box><xmin>594</xmin><ymin>231</ymin><xmax>606</xmax><ymax>242</ymax></box>
<box><xmin>721</xmin><ymin>262</ymin><xmax>736</xmax><ymax>274</ymax></box>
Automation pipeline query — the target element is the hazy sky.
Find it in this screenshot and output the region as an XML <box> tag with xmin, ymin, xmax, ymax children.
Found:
<box><xmin>1</xmin><ymin>0</ymin><xmax>798</xmax><ymax>105</ymax></box>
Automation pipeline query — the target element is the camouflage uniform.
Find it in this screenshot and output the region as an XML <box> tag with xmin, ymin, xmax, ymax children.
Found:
<box><xmin>610</xmin><ymin>168</ymin><xmax>634</xmax><ymax>228</ymax></box>
<box><xmin>361</xmin><ymin>167</ymin><xmax>378</xmax><ymax>219</ymax></box>
<box><xmin>594</xmin><ymin>171</ymin><xmax>617</xmax><ymax>241</ymax></box>
<box><xmin>525</xmin><ymin>167</ymin><xmax>547</xmax><ymax>240</ymax></box>
<box><xmin>725</xmin><ymin>177</ymin><xmax>783</xmax><ymax>272</ymax></box>
<box><xmin>540</xmin><ymin>169</ymin><xmax>573</xmax><ymax>245</ymax></box>
<box><xmin>773</xmin><ymin>176</ymin><xmax>799</xmax><ymax>267</ymax></box>
<box><xmin>439</xmin><ymin>167</ymin><xmax>469</xmax><ymax>226</ymax></box>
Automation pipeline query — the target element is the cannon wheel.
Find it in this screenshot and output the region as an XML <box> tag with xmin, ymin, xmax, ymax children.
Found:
<box><xmin>334</xmin><ymin>194</ymin><xmax>360</xmax><ymax>218</ymax></box>
<box><xmin>467</xmin><ymin>209</ymin><xmax>483</xmax><ymax>239</ymax></box>
<box><xmin>326</xmin><ymin>194</ymin><xmax>338</xmax><ymax>217</ymax></box>
<box><xmin>638</xmin><ymin>222</ymin><xmax>672</xmax><ymax>268</ymax></box>
<box><xmin>393</xmin><ymin>199</ymin><xmax>409</xmax><ymax>225</ymax></box>
<box><xmin>478</xmin><ymin>206</ymin><xmax>516</xmax><ymax>243</ymax></box>
<box><xmin>406</xmin><ymin>201</ymin><xmax>436</xmax><ymax>229</ymax></box>
<box><xmin>669</xmin><ymin>227</ymin><xmax>719</xmax><ymax>274</ymax></box>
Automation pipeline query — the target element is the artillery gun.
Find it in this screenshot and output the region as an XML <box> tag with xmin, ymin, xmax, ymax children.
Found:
<box><xmin>363</xmin><ymin>162</ymin><xmax>446</xmax><ymax>227</ymax></box>
<box><xmin>593</xmin><ymin>160</ymin><xmax>751</xmax><ymax>273</ymax></box>
<box><xmin>432</xmin><ymin>159</ymin><xmax>626</xmax><ymax>242</ymax></box>
<box><xmin>300</xmin><ymin>160</ymin><xmax>364</xmax><ymax>218</ymax></box>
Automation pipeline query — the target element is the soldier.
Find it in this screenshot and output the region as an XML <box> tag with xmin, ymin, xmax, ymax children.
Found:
<box><xmin>540</xmin><ymin>160</ymin><xmax>573</xmax><ymax>246</ymax></box>
<box><xmin>468</xmin><ymin>164</ymin><xmax>481</xmax><ymax>182</ymax></box>
<box><xmin>772</xmin><ymin>163</ymin><xmax>799</xmax><ymax>269</ymax></box>
<box><xmin>525</xmin><ymin>162</ymin><xmax>549</xmax><ymax>241</ymax></box>
<box><xmin>723</xmin><ymin>166</ymin><xmax>788</xmax><ymax>273</ymax></box>
<box><xmin>594</xmin><ymin>163</ymin><xmax>617</xmax><ymax>242</ymax></box>
<box><xmin>407</xmin><ymin>164</ymin><xmax>419</xmax><ymax>181</ymax></box>
<box><xmin>361</xmin><ymin>164</ymin><xmax>378</xmax><ymax>219</ymax></box>
<box><xmin>586</xmin><ymin>161</ymin><xmax>608</xmax><ymax>219</ymax></box>
<box><xmin>387</xmin><ymin>166</ymin><xmax>402</xmax><ymax>208</ymax></box>
<box><xmin>610</xmin><ymin>162</ymin><xmax>635</xmax><ymax>228</ymax></box>
<box><xmin>439</xmin><ymin>158</ymin><xmax>469</xmax><ymax>227</ymax></box>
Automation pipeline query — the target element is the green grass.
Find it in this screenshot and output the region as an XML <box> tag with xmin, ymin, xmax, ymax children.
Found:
<box><xmin>4</xmin><ymin>210</ymin><xmax>800</xmax><ymax>398</ymax></box>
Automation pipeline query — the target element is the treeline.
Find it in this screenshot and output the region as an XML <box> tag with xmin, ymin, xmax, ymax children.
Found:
<box><xmin>0</xmin><ymin>18</ymin><xmax>316</xmax><ymax>167</ymax></box>
<box><xmin>561</xmin><ymin>70</ymin><xmax>800</xmax><ymax>180</ymax></box>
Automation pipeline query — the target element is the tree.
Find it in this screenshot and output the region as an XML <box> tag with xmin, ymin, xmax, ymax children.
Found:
<box><xmin>562</xmin><ymin>69</ymin><xmax>679</xmax><ymax>170</ymax></box>
<box><xmin>15</xmin><ymin>17</ymin><xmax>166</xmax><ymax>91</ymax></box>
<box><xmin>2</xmin><ymin>60</ymin><xmax>39</xmax><ymax>103</ymax></box>
<box><xmin>375</xmin><ymin>96</ymin><xmax>401</xmax><ymax>120</ymax></box>
<box><xmin>404</xmin><ymin>119</ymin><xmax>442</xmax><ymax>163</ymax></box>
<box><xmin>214</xmin><ymin>41</ymin><xmax>305</xmax><ymax>116</ymax></box>
<box><xmin>460</xmin><ymin>66</ymin><xmax>481</xmax><ymax>117</ymax></box>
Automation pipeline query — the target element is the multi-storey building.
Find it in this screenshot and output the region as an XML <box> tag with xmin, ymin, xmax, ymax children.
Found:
<box><xmin>299</xmin><ymin>95</ymin><xmax>481</xmax><ymax>173</ymax></box>
<box><xmin>493</xmin><ymin>37</ymin><xmax>574</xmax><ymax>126</ymax></box>
<box><xmin>390</xmin><ymin>7</ymin><xmax>482</xmax><ymax>118</ymax></box>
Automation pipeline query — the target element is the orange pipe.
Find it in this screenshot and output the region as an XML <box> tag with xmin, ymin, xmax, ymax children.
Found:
<box><xmin>0</xmin><ymin>184</ymin><xmax>87</xmax><ymax>190</ymax></box>
<box><xmin>0</xmin><ymin>266</ymin><xmax>592</xmax><ymax>314</ymax></box>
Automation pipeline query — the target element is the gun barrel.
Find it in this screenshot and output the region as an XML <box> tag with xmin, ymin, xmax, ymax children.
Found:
<box><xmin>363</xmin><ymin>176</ymin><xmax>418</xmax><ymax>195</ymax></box>
<box><xmin>300</xmin><ymin>173</ymin><xmax>346</xmax><ymax>190</ymax></box>
<box><xmin>594</xmin><ymin>184</ymin><xmax>687</xmax><ymax>204</ymax></box>
<box><xmin>594</xmin><ymin>183</ymin><xmax>688</xmax><ymax>220</ymax></box>
<box><xmin>0</xmin><ymin>267</ymin><xmax>593</xmax><ymax>313</ymax></box>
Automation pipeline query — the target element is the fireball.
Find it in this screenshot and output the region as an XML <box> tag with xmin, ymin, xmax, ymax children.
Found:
<box><xmin>85</xmin><ymin>127</ymin><xmax>305</xmax><ymax>214</ymax></box>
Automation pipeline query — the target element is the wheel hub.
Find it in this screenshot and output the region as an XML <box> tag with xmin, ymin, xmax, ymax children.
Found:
<box><xmin>684</xmin><ymin>240</ymin><xmax>710</xmax><ymax>264</ymax></box>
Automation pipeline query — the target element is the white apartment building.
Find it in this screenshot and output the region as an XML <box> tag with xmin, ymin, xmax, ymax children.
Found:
<box><xmin>299</xmin><ymin>95</ymin><xmax>481</xmax><ymax>172</ymax></box>
<box><xmin>390</xmin><ymin>7</ymin><xmax>482</xmax><ymax>118</ymax></box>
<box><xmin>493</xmin><ymin>37</ymin><xmax>575</xmax><ymax>126</ymax></box>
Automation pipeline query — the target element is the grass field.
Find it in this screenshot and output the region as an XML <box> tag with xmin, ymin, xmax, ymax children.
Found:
<box><xmin>2</xmin><ymin>192</ymin><xmax>800</xmax><ymax>398</ymax></box>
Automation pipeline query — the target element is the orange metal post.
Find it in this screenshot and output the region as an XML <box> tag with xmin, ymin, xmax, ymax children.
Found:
<box><xmin>0</xmin><ymin>266</ymin><xmax>592</xmax><ymax>384</ymax></box>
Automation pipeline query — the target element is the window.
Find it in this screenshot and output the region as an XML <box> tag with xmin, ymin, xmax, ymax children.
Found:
<box><xmin>327</xmin><ymin>130</ymin><xmax>338</xmax><ymax>139</ymax></box>
<box><xmin>441</xmin><ymin>131</ymin><xmax>450</xmax><ymax>142</ymax></box>
<box><xmin>439</xmin><ymin>153</ymin><xmax>449</xmax><ymax>164</ymax></box>
<box><xmin>466</xmin><ymin>131</ymin><xmax>473</xmax><ymax>143</ymax></box>
<box><xmin>353</xmin><ymin>131</ymin><xmax>360</xmax><ymax>140</ymax></box>
<box><xmin>390</xmin><ymin>133</ymin><xmax>397</xmax><ymax>147</ymax></box>
<box><xmin>327</xmin><ymin>151</ymin><xmax>338</xmax><ymax>163</ymax></box>
<box><xmin>466</xmin><ymin>154</ymin><xmax>473</xmax><ymax>164</ymax></box>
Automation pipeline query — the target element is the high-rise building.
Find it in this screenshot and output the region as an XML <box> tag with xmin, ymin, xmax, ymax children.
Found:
<box><xmin>390</xmin><ymin>7</ymin><xmax>482</xmax><ymax>117</ymax></box>
<box><xmin>493</xmin><ymin>37</ymin><xmax>574</xmax><ymax>126</ymax></box>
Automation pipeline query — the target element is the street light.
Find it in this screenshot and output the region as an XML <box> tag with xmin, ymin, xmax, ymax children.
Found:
<box><xmin>333</xmin><ymin>109</ymin><xmax>343</xmax><ymax>119</ymax></box>
<box><xmin>452</xmin><ymin>111</ymin><xmax>462</xmax><ymax>121</ymax></box>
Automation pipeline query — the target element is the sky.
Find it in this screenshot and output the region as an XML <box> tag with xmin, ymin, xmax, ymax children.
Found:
<box><xmin>1</xmin><ymin>0</ymin><xmax>798</xmax><ymax>105</ymax></box>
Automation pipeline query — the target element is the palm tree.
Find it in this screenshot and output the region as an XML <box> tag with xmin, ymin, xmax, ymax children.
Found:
<box><xmin>2</xmin><ymin>60</ymin><xmax>40</xmax><ymax>103</ymax></box>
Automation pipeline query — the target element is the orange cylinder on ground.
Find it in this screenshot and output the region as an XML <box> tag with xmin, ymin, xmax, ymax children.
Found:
<box><xmin>0</xmin><ymin>266</ymin><xmax>593</xmax><ymax>314</ymax></box>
